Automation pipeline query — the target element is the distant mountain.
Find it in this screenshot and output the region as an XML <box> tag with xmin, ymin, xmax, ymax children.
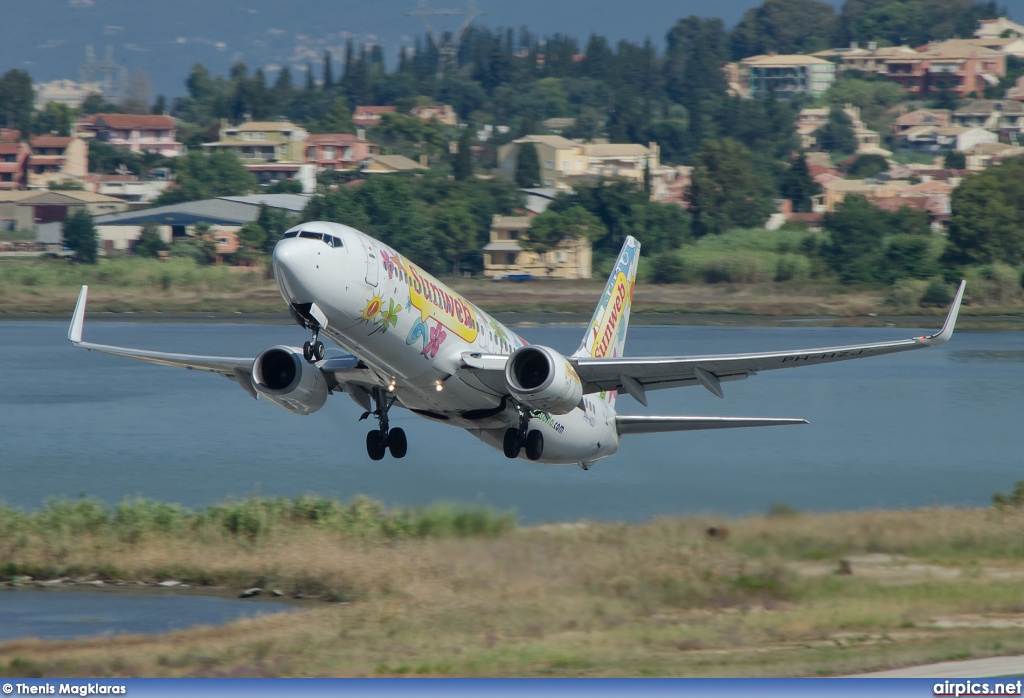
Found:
<box><xmin>7</xmin><ymin>0</ymin><xmax>1022</xmax><ymax>99</ymax></box>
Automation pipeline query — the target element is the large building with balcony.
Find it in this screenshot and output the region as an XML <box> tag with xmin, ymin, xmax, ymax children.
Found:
<box><xmin>497</xmin><ymin>135</ymin><xmax>669</xmax><ymax>192</ymax></box>
<box><xmin>202</xmin><ymin>119</ymin><xmax>314</xmax><ymax>192</ymax></box>
<box><xmin>739</xmin><ymin>54</ymin><xmax>837</xmax><ymax>98</ymax></box>
<box><xmin>74</xmin><ymin>114</ymin><xmax>184</xmax><ymax>157</ymax></box>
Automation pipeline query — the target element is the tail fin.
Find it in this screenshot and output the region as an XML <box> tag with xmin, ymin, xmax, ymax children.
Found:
<box><xmin>574</xmin><ymin>236</ymin><xmax>640</xmax><ymax>362</ymax></box>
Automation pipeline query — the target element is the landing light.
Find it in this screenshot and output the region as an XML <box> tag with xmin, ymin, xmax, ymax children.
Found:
<box><xmin>435</xmin><ymin>381</ymin><xmax>443</xmax><ymax>392</ymax></box>
<box><xmin>388</xmin><ymin>380</ymin><xmax>396</xmax><ymax>392</ymax></box>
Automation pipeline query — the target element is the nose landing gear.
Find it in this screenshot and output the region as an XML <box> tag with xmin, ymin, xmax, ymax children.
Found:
<box><xmin>360</xmin><ymin>387</ymin><xmax>406</xmax><ymax>460</ymax></box>
<box><xmin>290</xmin><ymin>303</ymin><xmax>326</xmax><ymax>363</ymax></box>
<box><xmin>302</xmin><ymin>329</ymin><xmax>325</xmax><ymax>363</ymax></box>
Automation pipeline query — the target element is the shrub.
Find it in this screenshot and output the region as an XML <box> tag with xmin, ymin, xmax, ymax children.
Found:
<box><xmin>993</xmin><ymin>480</ymin><xmax>1024</xmax><ymax>508</ymax></box>
<box><xmin>650</xmin><ymin>254</ymin><xmax>688</xmax><ymax>284</ymax></box>
<box><xmin>920</xmin><ymin>279</ymin><xmax>953</xmax><ymax>307</ymax></box>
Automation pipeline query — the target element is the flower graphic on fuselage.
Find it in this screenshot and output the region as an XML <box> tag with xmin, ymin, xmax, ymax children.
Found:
<box><xmin>371</xmin><ymin>298</ymin><xmax>402</xmax><ymax>335</ymax></box>
<box><xmin>361</xmin><ymin>295</ymin><xmax>383</xmax><ymax>323</ymax></box>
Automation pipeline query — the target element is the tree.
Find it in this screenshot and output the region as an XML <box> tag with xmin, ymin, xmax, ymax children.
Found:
<box><xmin>523</xmin><ymin>206</ymin><xmax>605</xmax><ymax>275</ymax></box>
<box><xmin>63</xmin><ymin>209</ymin><xmax>98</xmax><ymax>264</ymax></box>
<box><xmin>839</xmin><ymin>0</ymin><xmax>999</xmax><ymax>48</ymax></box>
<box><xmin>134</xmin><ymin>222</ymin><xmax>168</xmax><ymax>258</ymax></box>
<box><xmin>817</xmin><ymin>106</ymin><xmax>857</xmax><ymax>155</ymax></box>
<box><xmin>821</xmin><ymin>194</ymin><xmax>888</xmax><ymax>283</ymax></box>
<box><xmin>311</xmin><ymin>97</ymin><xmax>355</xmax><ymax>134</ymax></box>
<box><xmin>689</xmin><ymin>138</ymin><xmax>776</xmax><ymax>237</ymax></box>
<box><xmin>453</xmin><ymin>127</ymin><xmax>474</xmax><ymax>181</ymax></box>
<box><xmin>238</xmin><ymin>221</ymin><xmax>268</xmax><ymax>251</ymax></box>
<box><xmin>267</xmin><ymin>179</ymin><xmax>303</xmax><ymax>194</ymax></box>
<box><xmin>779</xmin><ymin>152</ymin><xmax>821</xmax><ymax>212</ymax></box>
<box><xmin>0</xmin><ymin>69</ymin><xmax>34</xmax><ymax>133</ymax></box>
<box><xmin>33</xmin><ymin>102</ymin><xmax>73</xmax><ymax>136</ymax></box>
<box><xmin>49</xmin><ymin>179</ymin><xmax>85</xmax><ymax>191</ymax></box>
<box><xmin>515</xmin><ymin>142</ymin><xmax>541</xmax><ymax>188</ymax></box>
<box><xmin>433</xmin><ymin>200</ymin><xmax>478</xmax><ymax>274</ymax></box>
<box><xmin>846</xmin><ymin>153</ymin><xmax>889</xmax><ymax>179</ymax></box>
<box><xmin>944</xmin><ymin>150</ymin><xmax>966</xmax><ymax>169</ymax></box>
<box><xmin>944</xmin><ymin>155</ymin><xmax>1024</xmax><ymax>266</ymax></box>
<box><xmin>153</xmin><ymin>151</ymin><xmax>256</xmax><ymax>205</ymax></box>
<box><xmin>730</xmin><ymin>0</ymin><xmax>839</xmax><ymax>59</ymax></box>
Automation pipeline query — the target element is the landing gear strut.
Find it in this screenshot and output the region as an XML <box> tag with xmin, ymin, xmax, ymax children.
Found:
<box><xmin>502</xmin><ymin>405</ymin><xmax>543</xmax><ymax>461</ymax></box>
<box><xmin>360</xmin><ymin>388</ymin><xmax>406</xmax><ymax>460</ymax></box>
<box><xmin>290</xmin><ymin>303</ymin><xmax>325</xmax><ymax>363</ymax></box>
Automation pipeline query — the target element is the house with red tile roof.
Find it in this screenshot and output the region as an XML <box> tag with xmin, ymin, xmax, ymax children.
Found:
<box><xmin>74</xmin><ymin>113</ymin><xmax>183</xmax><ymax>157</ymax></box>
<box><xmin>0</xmin><ymin>142</ymin><xmax>30</xmax><ymax>190</ymax></box>
<box><xmin>352</xmin><ymin>106</ymin><xmax>396</xmax><ymax>128</ymax></box>
<box><xmin>27</xmin><ymin>136</ymin><xmax>88</xmax><ymax>189</ymax></box>
<box><xmin>305</xmin><ymin>134</ymin><xmax>379</xmax><ymax>170</ymax></box>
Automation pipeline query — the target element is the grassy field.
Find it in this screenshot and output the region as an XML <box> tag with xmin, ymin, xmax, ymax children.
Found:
<box><xmin>4</xmin><ymin>496</ymin><xmax>1024</xmax><ymax>677</ymax></box>
<box><xmin>1</xmin><ymin>252</ymin><xmax>1022</xmax><ymax>325</ymax></box>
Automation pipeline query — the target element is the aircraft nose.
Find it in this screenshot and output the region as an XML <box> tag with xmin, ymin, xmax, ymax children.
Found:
<box><xmin>273</xmin><ymin>237</ymin><xmax>313</xmax><ymax>273</ymax></box>
<box><xmin>273</xmin><ymin>238</ymin><xmax>315</xmax><ymax>303</ymax></box>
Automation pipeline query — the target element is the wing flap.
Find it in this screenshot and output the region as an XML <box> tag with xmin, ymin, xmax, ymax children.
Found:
<box><xmin>616</xmin><ymin>415</ymin><xmax>808</xmax><ymax>435</ymax></box>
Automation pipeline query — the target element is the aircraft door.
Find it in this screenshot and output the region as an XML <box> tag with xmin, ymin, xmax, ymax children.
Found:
<box><xmin>362</xmin><ymin>239</ymin><xmax>379</xmax><ymax>287</ymax></box>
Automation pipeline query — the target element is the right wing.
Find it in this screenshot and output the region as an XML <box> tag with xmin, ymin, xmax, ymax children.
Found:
<box><xmin>68</xmin><ymin>286</ymin><xmax>253</xmax><ymax>378</ymax></box>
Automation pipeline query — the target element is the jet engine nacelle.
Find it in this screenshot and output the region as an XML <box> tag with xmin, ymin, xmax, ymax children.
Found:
<box><xmin>505</xmin><ymin>345</ymin><xmax>583</xmax><ymax>415</ymax></box>
<box><xmin>251</xmin><ymin>346</ymin><xmax>329</xmax><ymax>415</ymax></box>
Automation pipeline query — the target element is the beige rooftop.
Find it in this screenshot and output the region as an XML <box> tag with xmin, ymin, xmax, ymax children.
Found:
<box><xmin>741</xmin><ymin>54</ymin><xmax>834</xmax><ymax>66</ymax></box>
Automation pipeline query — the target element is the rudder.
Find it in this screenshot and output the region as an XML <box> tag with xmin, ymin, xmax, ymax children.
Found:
<box><xmin>574</xmin><ymin>236</ymin><xmax>640</xmax><ymax>362</ymax></box>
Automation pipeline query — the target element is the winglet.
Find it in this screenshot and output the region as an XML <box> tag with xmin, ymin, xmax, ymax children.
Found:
<box><xmin>920</xmin><ymin>280</ymin><xmax>965</xmax><ymax>346</ymax></box>
<box><xmin>68</xmin><ymin>285</ymin><xmax>88</xmax><ymax>344</ymax></box>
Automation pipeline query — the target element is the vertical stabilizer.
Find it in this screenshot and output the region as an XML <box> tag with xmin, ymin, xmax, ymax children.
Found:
<box><xmin>573</xmin><ymin>236</ymin><xmax>640</xmax><ymax>388</ymax></box>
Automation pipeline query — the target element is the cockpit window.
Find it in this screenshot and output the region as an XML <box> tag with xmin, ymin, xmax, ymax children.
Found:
<box><xmin>288</xmin><ymin>230</ymin><xmax>343</xmax><ymax>248</ymax></box>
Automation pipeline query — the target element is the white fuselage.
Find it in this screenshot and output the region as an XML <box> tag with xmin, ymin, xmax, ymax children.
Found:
<box><xmin>272</xmin><ymin>221</ymin><xmax>620</xmax><ymax>465</ymax></box>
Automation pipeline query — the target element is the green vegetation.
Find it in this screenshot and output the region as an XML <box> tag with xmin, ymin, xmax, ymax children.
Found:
<box><xmin>62</xmin><ymin>209</ymin><xmax>98</xmax><ymax>264</ymax></box>
<box><xmin>0</xmin><ymin>256</ymin><xmax>277</xmax><ymax>313</ymax></box>
<box><xmin>4</xmin><ymin>496</ymin><xmax>1024</xmax><ymax>677</ymax></box>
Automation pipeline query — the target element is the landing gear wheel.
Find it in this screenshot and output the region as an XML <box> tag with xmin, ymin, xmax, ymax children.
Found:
<box><xmin>312</xmin><ymin>341</ymin><xmax>325</xmax><ymax>361</ymax></box>
<box><xmin>525</xmin><ymin>430</ymin><xmax>544</xmax><ymax>461</ymax></box>
<box><xmin>366</xmin><ymin>430</ymin><xmax>386</xmax><ymax>461</ymax></box>
<box><xmin>502</xmin><ymin>427</ymin><xmax>521</xmax><ymax>459</ymax></box>
<box><xmin>387</xmin><ymin>428</ymin><xmax>408</xmax><ymax>459</ymax></box>
<box><xmin>302</xmin><ymin>341</ymin><xmax>313</xmax><ymax>362</ymax></box>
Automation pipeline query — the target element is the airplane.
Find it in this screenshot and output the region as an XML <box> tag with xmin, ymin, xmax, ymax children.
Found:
<box><xmin>67</xmin><ymin>221</ymin><xmax>966</xmax><ymax>469</ymax></box>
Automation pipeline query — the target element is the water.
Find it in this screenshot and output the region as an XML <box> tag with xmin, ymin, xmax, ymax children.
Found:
<box><xmin>0</xmin><ymin>589</ymin><xmax>294</xmax><ymax>641</ymax></box>
<box><xmin>1</xmin><ymin>321</ymin><xmax>1021</xmax><ymax>523</ymax></box>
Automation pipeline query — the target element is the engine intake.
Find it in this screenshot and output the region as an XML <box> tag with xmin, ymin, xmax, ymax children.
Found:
<box><xmin>505</xmin><ymin>346</ymin><xmax>583</xmax><ymax>415</ymax></box>
<box><xmin>251</xmin><ymin>346</ymin><xmax>328</xmax><ymax>415</ymax></box>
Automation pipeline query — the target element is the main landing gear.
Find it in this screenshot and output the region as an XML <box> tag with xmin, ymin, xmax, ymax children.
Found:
<box><xmin>502</xmin><ymin>405</ymin><xmax>544</xmax><ymax>461</ymax></box>
<box><xmin>302</xmin><ymin>327</ymin><xmax>325</xmax><ymax>363</ymax></box>
<box><xmin>360</xmin><ymin>388</ymin><xmax>407</xmax><ymax>461</ymax></box>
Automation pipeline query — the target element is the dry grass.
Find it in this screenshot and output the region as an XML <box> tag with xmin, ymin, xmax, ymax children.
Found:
<box><xmin>4</xmin><ymin>502</ymin><xmax>1024</xmax><ymax>677</ymax></box>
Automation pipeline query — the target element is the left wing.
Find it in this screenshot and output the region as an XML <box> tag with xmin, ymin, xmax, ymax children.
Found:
<box><xmin>461</xmin><ymin>281</ymin><xmax>964</xmax><ymax>403</ymax></box>
<box><xmin>616</xmin><ymin>415</ymin><xmax>808</xmax><ymax>435</ymax></box>
<box><xmin>574</xmin><ymin>280</ymin><xmax>964</xmax><ymax>402</ymax></box>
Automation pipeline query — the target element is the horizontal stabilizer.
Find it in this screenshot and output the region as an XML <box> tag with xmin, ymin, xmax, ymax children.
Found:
<box><xmin>616</xmin><ymin>415</ymin><xmax>807</xmax><ymax>435</ymax></box>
